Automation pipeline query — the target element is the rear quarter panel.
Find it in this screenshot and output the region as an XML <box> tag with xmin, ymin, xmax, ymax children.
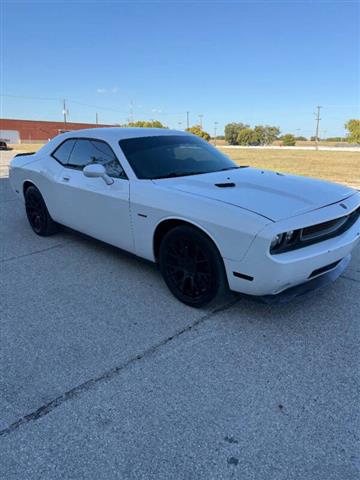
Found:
<box><xmin>9</xmin><ymin>153</ymin><xmax>64</xmax><ymax>221</ymax></box>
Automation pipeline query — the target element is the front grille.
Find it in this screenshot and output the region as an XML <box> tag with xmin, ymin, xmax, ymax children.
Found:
<box><xmin>301</xmin><ymin>217</ymin><xmax>348</xmax><ymax>241</ymax></box>
<box><xmin>303</xmin><ymin>206</ymin><xmax>360</xmax><ymax>244</ymax></box>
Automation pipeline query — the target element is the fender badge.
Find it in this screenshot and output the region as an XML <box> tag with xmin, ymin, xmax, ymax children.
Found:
<box><xmin>340</xmin><ymin>203</ymin><xmax>348</xmax><ymax>210</ymax></box>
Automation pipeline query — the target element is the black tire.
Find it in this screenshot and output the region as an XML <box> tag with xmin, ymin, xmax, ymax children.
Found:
<box><xmin>24</xmin><ymin>185</ymin><xmax>59</xmax><ymax>236</ymax></box>
<box><xmin>159</xmin><ymin>225</ymin><xmax>227</xmax><ymax>307</ymax></box>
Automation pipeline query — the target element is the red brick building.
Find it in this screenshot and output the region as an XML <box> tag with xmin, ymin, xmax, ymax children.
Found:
<box><xmin>0</xmin><ymin>118</ymin><xmax>114</xmax><ymax>143</ymax></box>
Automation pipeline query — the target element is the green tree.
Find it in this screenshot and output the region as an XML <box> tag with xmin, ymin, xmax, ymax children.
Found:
<box><xmin>224</xmin><ymin>122</ymin><xmax>249</xmax><ymax>145</ymax></box>
<box><xmin>124</xmin><ymin>120</ymin><xmax>167</xmax><ymax>128</ymax></box>
<box><xmin>282</xmin><ymin>134</ymin><xmax>296</xmax><ymax>146</ymax></box>
<box><xmin>237</xmin><ymin>128</ymin><xmax>261</xmax><ymax>146</ymax></box>
<box><xmin>186</xmin><ymin>125</ymin><xmax>211</xmax><ymax>141</ymax></box>
<box><xmin>295</xmin><ymin>136</ymin><xmax>307</xmax><ymax>141</ymax></box>
<box><xmin>254</xmin><ymin>125</ymin><xmax>280</xmax><ymax>145</ymax></box>
<box><xmin>326</xmin><ymin>137</ymin><xmax>346</xmax><ymax>142</ymax></box>
<box><xmin>345</xmin><ymin>119</ymin><xmax>360</xmax><ymax>143</ymax></box>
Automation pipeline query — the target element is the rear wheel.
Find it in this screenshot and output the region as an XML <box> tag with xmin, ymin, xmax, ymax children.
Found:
<box><xmin>159</xmin><ymin>225</ymin><xmax>227</xmax><ymax>307</ymax></box>
<box><xmin>24</xmin><ymin>185</ymin><xmax>59</xmax><ymax>236</ymax></box>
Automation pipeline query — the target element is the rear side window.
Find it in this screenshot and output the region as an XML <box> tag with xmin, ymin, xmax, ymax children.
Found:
<box><xmin>52</xmin><ymin>139</ymin><xmax>76</xmax><ymax>164</ymax></box>
<box><xmin>68</xmin><ymin>139</ymin><xmax>126</xmax><ymax>178</ymax></box>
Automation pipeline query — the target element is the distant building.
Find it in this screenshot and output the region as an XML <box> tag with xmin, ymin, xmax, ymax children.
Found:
<box><xmin>0</xmin><ymin>118</ymin><xmax>114</xmax><ymax>143</ymax></box>
<box><xmin>0</xmin><ymin>129</ymin><xmax>20</xmax><ymax>144</ymax></box>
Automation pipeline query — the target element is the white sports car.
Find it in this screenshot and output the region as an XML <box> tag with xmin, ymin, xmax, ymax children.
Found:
<box><xmin>9</xmin><ymin>128</ymin><xmax>360</xmax><ymax>306</ymax></box>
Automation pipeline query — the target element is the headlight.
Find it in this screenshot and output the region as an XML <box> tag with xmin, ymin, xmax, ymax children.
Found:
<box><xmin>270</xmin><ymin>233</ymin><xmax>284</xmax><ymax>249</ymax></box>
<box><xmin>284</xmin><ymin>230</ymin><xmax>295</xmax><ymax>242</ymax></box>
<box><xmin>270</xmin><ymin>230</ymin><xmax>298</xmax><ymax>252</ymax></box>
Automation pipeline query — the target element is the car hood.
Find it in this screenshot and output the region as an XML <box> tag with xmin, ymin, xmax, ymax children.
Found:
<box><xmin>154</xmin><ymin>168</ymin><xmax>355</xmax><ymax>221</ymax></box>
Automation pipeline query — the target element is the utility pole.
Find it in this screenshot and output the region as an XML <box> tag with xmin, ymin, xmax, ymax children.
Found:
<box><xmin>129</xmin><ymin>100</ymin><xmax>134</xmax><ymax>123</ymax></box>
<box><xmin>178</xmin><ymin>121</ymin><xmax>182</xmax><ymax>130</ymax></box>
<box><xmin>186</xmin><ymin>111</ymin><xmax>190</xmax><ymax>129</ymax></box>
<box><xmin>96</xmin><ymin>112</ymin><xmax>99</xmax><ymax>125</ymax></box>
<box><xmin>314</xmin><ymin>105</ymin><xmax>322</xmax><ymax>150</ymax></box>
<box><xmin>198</xmin><ymin>114</ymin><xmax>203</xmax><ymax>129</ymax></box>
<box><xmin>62</xmin><ymin>99</ymin><xmax>68</xmax><ymax>128</ymax></box>
<box><xmin>214</xmin><ymin>121</ymin><xmax>218</xmax><ymax>146</ymax></box>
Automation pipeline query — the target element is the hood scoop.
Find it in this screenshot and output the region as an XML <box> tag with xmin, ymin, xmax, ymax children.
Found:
<box><xmin>215</xmin><ymin>182</ymin><xmax>236</xmax><ymax>188</ymax></box>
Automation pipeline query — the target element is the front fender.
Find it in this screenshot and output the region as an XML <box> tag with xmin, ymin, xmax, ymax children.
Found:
<box><xmin>130</xmin><ymin>180</ymin><xmax>271</xmax><ymax>262</ymax></box>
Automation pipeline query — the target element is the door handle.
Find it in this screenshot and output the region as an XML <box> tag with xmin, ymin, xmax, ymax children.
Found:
<box><xmin>62</xmin><ymin>176</ymin><xmax>70</xmax><ymax>182</ymax></box>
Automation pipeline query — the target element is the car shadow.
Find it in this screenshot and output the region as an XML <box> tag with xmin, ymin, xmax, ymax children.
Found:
<box><xmin>1</xmin><ymin>175</ymin><xmax>355</xmax><ymax>321</ymax></box>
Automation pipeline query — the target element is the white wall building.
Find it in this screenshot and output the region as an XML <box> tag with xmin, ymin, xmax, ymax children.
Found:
<box><xmin>0</xmin><ymin>129</ymin><xmax>20</xmax><ymax>144</ymax></box>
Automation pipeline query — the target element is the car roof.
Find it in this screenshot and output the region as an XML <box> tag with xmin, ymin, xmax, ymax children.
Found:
<box><xmin>36</xmin><ymin>128</ymin><xmax>194</xmax><ymax>157</ymax></box>
<box><xmin>57</xmin><ymin>127</ymin><xmax>188</xmax><ymax>142</ymax></box>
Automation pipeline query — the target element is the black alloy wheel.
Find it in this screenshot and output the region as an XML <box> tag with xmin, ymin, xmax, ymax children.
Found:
<box><xmin>159</xmin><ymin>225</ymin><xmax>226</xmax><ymax>307</ymax></box>
<box><xmin>24</xmin><ymin>186</ymin><xmax>58</xmax><ymax>236</ymax></box>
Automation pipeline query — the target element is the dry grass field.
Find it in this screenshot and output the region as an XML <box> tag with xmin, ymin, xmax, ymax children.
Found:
<box><xmin>221</xmin><ymin>148</ymin><xmax>360</xmax><ymax>188</ymax></box>
<box><xmin>214</xmin><ymin>139</ymin><xmax>350</xmax><ymax>148</ymax></box>
<box><xmin>5</xmin><ymin>143</ymin><xmax>360</xmax><ymax>188</ymax></box>
<box><xmin>8</xmin><ymin>143</ymin><xmax>44</xmax><ymax>152</ymax></box>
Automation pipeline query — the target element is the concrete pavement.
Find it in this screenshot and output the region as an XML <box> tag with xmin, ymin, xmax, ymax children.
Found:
<box><xmin>0</xmin><ymin>155</ymin><xmax>359</xmax><ymax>479</ymax></box>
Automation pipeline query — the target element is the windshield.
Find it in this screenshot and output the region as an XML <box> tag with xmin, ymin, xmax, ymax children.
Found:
<box><xmin>119</xmin><ymin>135</ymin><xmax>238</xmax><ymax>179</ymax></box>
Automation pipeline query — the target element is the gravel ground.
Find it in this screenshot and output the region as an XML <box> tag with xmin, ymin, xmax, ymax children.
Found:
<box><xmin>0</xmin><ymin>152</ymin><xmax>359</xmax><ymax>479</ymax></box>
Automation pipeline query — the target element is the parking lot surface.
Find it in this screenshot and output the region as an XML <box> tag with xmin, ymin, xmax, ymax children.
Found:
<box><xmin>1</xmin><ymin>151</ymin><xmax>359</xmax><ymax>479</ymax></box>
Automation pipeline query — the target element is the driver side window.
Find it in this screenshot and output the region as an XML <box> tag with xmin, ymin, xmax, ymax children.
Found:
<box><xmin>67</xmin><ymin>139</ymin><xmax>126</xmax><ymax>178</ymax></box>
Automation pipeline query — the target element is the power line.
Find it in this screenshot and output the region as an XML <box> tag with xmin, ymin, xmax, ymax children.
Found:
<box><xmin>151</xmin><ymin>111</ymin><xmax>187</xmax><ymax>117</ymax></box>
<box><xmin>321</xmin><ymin>104</ymin><xmax>360</xmax><ymax>108</ymax></box>
<box><xmin>68</xmin><ymin>99</ymin><xmax>125</xmax><ymax>113</ymax></box>
<box><xmin>1</xmin><ymin>93</ymin><xmax>187</xmax><ymax>118</ymax></box>
<box><xmin>1</xmin><ymin>94</ymin><xmax>127</xmax><ymax>114</ymax></box>
<box><xmin>0</xmin><ymin>93</ymin><xmax>60</xmax><ymax>101</ymax></box>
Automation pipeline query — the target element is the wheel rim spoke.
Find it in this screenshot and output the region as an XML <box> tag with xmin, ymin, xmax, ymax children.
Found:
<box><xmin>164</xmin><ymin>235</ymin><xmax>212</xmax><ymax>300</ymax></box>
<box><xmin>26</xmin><ymin>193</ymin><xmax>44</xmax><ymax>232</ymax></box>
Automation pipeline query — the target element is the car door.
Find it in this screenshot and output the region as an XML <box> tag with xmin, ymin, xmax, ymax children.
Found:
<box><xmin>53</xmin><ymin>138</ymin><xmax>133</xmax><ymax>252</ymax></box>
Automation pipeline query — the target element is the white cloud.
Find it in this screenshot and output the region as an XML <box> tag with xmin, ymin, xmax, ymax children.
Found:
<box><xmin>96</xmin><ymin>87</ymin><xmax>118</xmax><ymax>94</ymax></box>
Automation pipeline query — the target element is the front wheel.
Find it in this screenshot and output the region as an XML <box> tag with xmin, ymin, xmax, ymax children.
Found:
<box><xmin>24</xmin><ymin>185</ymin><xmax>59</xmax><ymax>236</ymax></box>
<box><xmin>159</xmin><ymin>225</ymin><xmax>227</xmax><ymax>307</ymax></box>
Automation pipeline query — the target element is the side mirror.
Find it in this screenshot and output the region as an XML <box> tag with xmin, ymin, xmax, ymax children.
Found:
<box><xmin>83</xmin><ymin>164</ymin><xmax>114</xmax><ymax>185</ymax></box>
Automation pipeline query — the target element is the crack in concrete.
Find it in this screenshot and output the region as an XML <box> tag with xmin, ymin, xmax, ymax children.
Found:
<box><xmin>341</xmin><ymin>274</ymin><xmax>360</xmax><ymax>284</ymax></box>
<box><xmin>0</xmin><ymin>198</ymin><xmax>18</xmax><ymax>203</ymax></box>
<box><xmin>0</xmin><ymin>298</ymin><xmax>240</xmax><ymax>437</ymax></box>
<box><xmin>1</xmin><ymin>241</ymin><xmax>74</xmax><ymax>264</ymax></box>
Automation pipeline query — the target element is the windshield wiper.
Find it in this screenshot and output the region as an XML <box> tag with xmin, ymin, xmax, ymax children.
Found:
<box><xmin>153</xmin><ymin>172</ymin><xmax>187</xmax><ymax>179</ymax></box>
<box><xmin>153</xmin><ymin>171</ymin><xmax>207</xmax><ymax>179</ymax></box>
<box><xmin>153</xmin><ymin>166</ymin><xmax>245</xmax><ymax>180</ymax></box>
<box><xmin>217</xmin><ymin>166</ymin><xmax>241</xmax><ymax>172</ymax></box>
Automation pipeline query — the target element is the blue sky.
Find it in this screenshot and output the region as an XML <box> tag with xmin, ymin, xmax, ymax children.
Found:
<box><xmin>1</xmin><ymin>0</ymin><xmax>359</xmax><ymax>136</ymax></box>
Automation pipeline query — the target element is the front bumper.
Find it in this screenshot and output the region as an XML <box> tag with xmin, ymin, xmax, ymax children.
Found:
<box><xmin>259</xmin><ymin>254</ymin><xmax>351</xmax><ymax>303</ymax></box>
<box><xmin>223</xmin><ymin>193</ymin><xmax>360</xmax><ymax>297</ymax></box>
